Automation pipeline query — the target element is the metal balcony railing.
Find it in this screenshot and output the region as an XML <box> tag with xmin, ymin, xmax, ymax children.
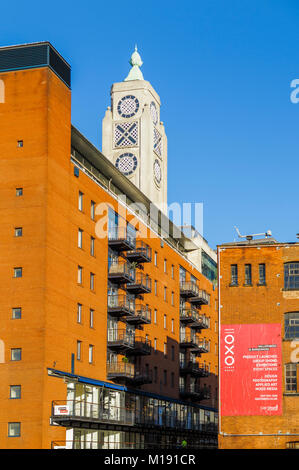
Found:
<box><xmin>126</xmin><ymin>240</ymin><xmax>152</xmax><ymax>263</ymax></box>
<box><xmin>107</xmin><ymin>295</ymin><xmax>135</xmax><ymax>317</ymax></box>
<box><xmin>126</xmin><ymin>336</ymin><xmax>151</xmax><ymax>356</ymax></box>
<box><xmin>180</xmin><ymin>361</ymin><xmax>209</xmax><ymax>377</ymax></box>
<box><xmin>180</xmin><ymin>281</ymin><xmax>199</xmax><ymax>298</ymax></box>
<box><xmin>179</xmin><ymin>384</ymin><xmax>211</xmax><ymax>400</ymax></box>
<box><xmin>126</xmin><ymin>272</ymin><xmax>152</xmax><ymax>294</ymax></box>
<box><xmin>126</xmin><ymin>304</ymin><xmax>151</xmax><ymax>325</ymax></box>
<box><xmin>189</xmin><ymin>289</ymin><xmax>210</xmax><ymax>306</ymax></box>
<box><xmin>107</xmin><ymin>329</ymin><xmax>135</xmax><ymax>351</ymax></box>
<box><xmin>108</xmin><ymin>226</ymin><xmax>136</xmax><ymax>252</ymax></box>
<box><xmin>108</xmin><ymin>262</ymin><xmax>135</xmax><ymax>284</ymax></box>
<box><xmin>179</xmin><ymin>336</ymin><xmax>210</xmax><ymax>353</ymax></box>
<box><xmin>180</xmin><ymin>309</ymin><xmax>210</xmax><ymax>329</ymax></box>
<box><xmin>106</xmin><ymin>361</ymin><xmax>135</xmax><ymax>380</ymax></box>
<box><xmin>51</xmin><ymin>400</ymin><xmax>134</xmax><ymax>426</ymax></box>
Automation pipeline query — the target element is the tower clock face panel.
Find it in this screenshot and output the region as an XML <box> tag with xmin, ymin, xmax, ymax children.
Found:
<box><xmin>150</xmin><ymin>101</ymin><xmax>158</xmax><ymax>125</ymax></box>
<box><xmin>154</xmin><ymin>159</ymin><xmax>162</xmax><ymax>185</ymax></box>
<box><xmin>117</xmin><ymin>95</ymin><xmax>139</xmax><ymax>118</ymax></box>
<box><xmin>115</xmin><ymin>153</ymin><xmax>138</xmax><ymax>176</ymax></box>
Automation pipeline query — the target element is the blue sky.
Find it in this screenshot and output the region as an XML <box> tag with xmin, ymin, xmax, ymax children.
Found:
<box><xmin>2</xmin><ymin>0</ymin><xmax>299</xmax><ymax>248</ymax></box>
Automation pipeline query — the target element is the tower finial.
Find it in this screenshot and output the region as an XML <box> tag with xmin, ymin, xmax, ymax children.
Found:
<box><xmin>124</xmin><ymin>45</ymin><xmax>144</xmax><ymax>81</ymax></box>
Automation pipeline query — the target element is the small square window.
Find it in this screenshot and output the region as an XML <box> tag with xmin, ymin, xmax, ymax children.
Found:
<box><xmin>11</xmin><ymin>348</ymin><xmax>22</xmax><ymax>361</ymax></box>
<box><xmin>17</xmin><ymin>140</ymin><xmax>23</xmax><ymax>148</ymax></box>
<box><xmin>16</xmin><ymin>188</ymin><xmax>23</xmax><ymax>196</ymax></box>
<box><xmin>10</xmin><ymin>385</ymin><xmax>21</xmax><ymax>399</ymax></box>
<box><xmin>13</xmin><ymin>268</ymin><xmax>22</xmax><ymax>278</ymax></box>
<box><xmin>12</xmin><ymin>308</ymin><xmax>22</xmax><ymax>319</ymax></box>
<box><xmin>15</xmin><ymin>227</ymin><xmax>22</xmax><ymax>237</ymax></box>
<box><xmin>8</xmin><ymin>422</ymin><xmax>20</xmax><ymax>437</ymax></box>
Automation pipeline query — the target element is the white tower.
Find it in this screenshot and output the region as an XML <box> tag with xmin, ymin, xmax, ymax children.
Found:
<box><xmin>102</xmin><ymin>47</ymin><xmax>167</xmax><ymax>210</ymax></box>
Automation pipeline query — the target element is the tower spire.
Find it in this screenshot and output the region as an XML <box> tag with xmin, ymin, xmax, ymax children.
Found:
<box><xmin>124</xmin><ymin>45</ymin><xmax>144</xmax><ymax>81</ymax></box>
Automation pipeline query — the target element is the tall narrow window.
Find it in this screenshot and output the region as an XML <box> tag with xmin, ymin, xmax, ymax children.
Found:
<box><xmin>77</xmin><ymin>266</ymin><xmax>83</xmax><ymax>284</ymax></box>
<box><xmin>91</xmin><ymin>201</ymin><xmax>95</xmax><ymax>220</ymax></box>
<box><xmin>164</xmin><ymin>286</ymin><xmax>167</xmax><ymax>302</ymax></box>
<box><xmin>154</xmin><ymin>338</ymin><xmax>157</xmax><ymax>352</ymax></box>
<box><xmin>154</xmin><ymin>252</ymin><xmax>158</xmax><ymax>266</ymax></box>
<box><xmin>244</xmin><ymin>264</ymin><xmax>252</xmax><ymax>285</ymax></box>
<box><xmin>171</xmin><ymin>264</ymin><xmax>174</xmax><ymax>279</ymax></box>
<box><xmin>171</xmin><ymin>345</ymin><xmax>175</xmax><ymax>360</ymax></box>
<box><xmin>154</xmin><ymin>309</ymin><xmax>157</xmax><ymax>324</ymax></box>
<box><xmin>164</xmin><ymin>259</ymin><xmax>167</xmax><ymax>273</ymax></box>
<box><xmin>284</xmin><ymin>262</ymin><xmax>299</xmax><ymax>290</ymax></box>
<box><xmin>78</xmin><ymin>191</ymin><xmax>83</xmax><ymax>211</ymax></box>
<box><xmin>154</xmin><ymin>367</ymin><xmax>158</xmax><ymax>383</ymax></box>
<box><xmin>259</xmin><ymin>263</ymin><xmax>266</xmax><ymax>285</ymax></box>
<box><xmin>164</xmin><ymin>314</ymin><xmax>167</xmax><ymax>329</ymax></box>
<box><xmin>230</xmin><ymin>264</ymin><xmax>238</xmax><ymax>286</ymax></box>
<box><xmin>171</xmin><ymin>318</ymin><xmax>174</xmax><ymax>333</ymax></box>
<box><xmin>90</xmin><ymin>236</ymin><xmax>95</xmax><ymax>256</ymax></box>
<box><xmin>285</xmin><ymin>363</ymin><xmax>297</xmax><ymax>393</ymax></box>
<box><xmin>171</xmin><ymin>372</ymin><xmax>174</xmax><ymax>388</ymax></box>
<box><xmin>154</xmin><ymin>280</ymin><xmax>157</xmax><ymax>296</ymax></box>
<box><xmin>163</xmin><ymin>370</ymin><xmax>167</xmax><ymax>385</ymax></box>
<box><xmin>77</xmin><ymin>341</ymin><xmax>82</xmax><ymax>360</ymax></box>
<box><xmin>78</xmin><ymin>229</ymin><xmax>83</xmax><ymax>248</ymax></box>
<box><xmin>90</xmin><ymin>309</ymin><xmax>94</xmax><ymax>328</ymax></box>
<box><xmin>90</xmin><ymin>272</ymin><xmax>95</xmax><ymax>291</ymax></box>
<box><xmin>77</xmin><ymin>304</ymin><xmax>82</xmax><ymax>323</ymax></box>
<box><xmin>89</xmin><ymin>345</ymin><xmax>94</xmax><ymax>364</ymax></box>
<box><xmin>171</xmin><ymin>291</ymin><xmax>174</xmax><ymax>306</ymax></box>
<box><xmin>164</xmin><ymin>342</ymin><xmax>167</xmax><ymax>357</ymax></box>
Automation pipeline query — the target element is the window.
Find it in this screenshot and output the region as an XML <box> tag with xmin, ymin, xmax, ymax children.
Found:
<box><xmin>285</xmin><ymin>363</ymin><xmax>297</xmax><ymax>393</ymax></box>
<box><xmin>284</xmin><ymin>262</ymin><xmax>299</xmax><ymax>290</ymax></box>
<box><xmin>11</xmin><ymin>348</ymin><xmax>21</xmax><ymax>361</ymax></box>
<box><xmin>17</xmin><ymin>140</ymin><xmax>23</xmax><ymax>148</ymax></box>
<box><xmin>171</xmin><ymin>264</ymin><xmax>174</xmax><ymax>279</ymax></box>
<box><xmin>10</xmin><ymin>385</ymin><xmax>21</xmax><ymax>399</ymax></box>
<box><xmin>77</xmin><ymin>266</ymin><xmax>83</xmax><ymax>284</ymax></box>
<box><xmin>90</xmin><ymin>272</ymin><xmax>95</xmax><ymax>291</ymax></box>
<box><xmin>230</xmin><ymin>264</ymin><xmax>238</xmax><ymax>285</ymax></box>
<box><xmin>78</xmin><ymin>229</ymin><xmax>83</xmax><ymax>248</ymax></box>
<box><xmin>90</xmin><ymin>309</ymin><xmax>94</xmax><ymax>328</ymax></box>
<box><xmin>259</xmin><ymin>263</ymin><xmax>266</xmax><ymax>285</ymax></box>
<box><xmin>154</xmin><ymin>338</ymin><xmax>157</xmax><ymax>352</ymax></box>
<box><xmin>12</xmin><ymin>308</ymin><xmax>21</xmax><ymax>319</ymax></box>
<box><xmin>13</xmin><ymin>267</ymin><xmax>22</xmax><ymax>278</ymax></box>
<box><xmin>171</xmin><ymin>345</ymin><xmax>175</xmax><ymax>361</ymax></box>
<box><xmin>89</xmin><ymin>345</ymin><xmax>94</xmax><ymax>364</ymax></box>
<box><xmin>16</xmin><ymin>188</ymin><xmax>23</xmax><ymax>196</ymax></box>
<box><xmin>284</xmin><ymin>312</ymin><xmax>299</xmax><ymax>339</ymax></box>
<box><xmin>78</xmin><ymin>191</ymin><xmax>83</xmax><ymax>211</ymax></box>
<box><xmin>244</xmin><ymin>264</ymin><xmax>252</xmax><ymax>285</ymax></box>
<box><xmin>171</xmin><ymin>318</ymin><xmax>174</xmax><ymax>333</ymax></box>
<box><xmin>154</xmin><ymin>367</ymin><xmax>158</xmax><ymax>383</ymax></box>
<box><xmin>90</xmin><ymin>236</ymin><xmax>95</xmax><ymax>256</ymax></box>
<box><xmin>77</xmin><ymin>303</ymin><xmax>82</xmax><ymax>323</ymax></box>
<box><xmin>154</xmin><ymin>309</ymin><xmax>157</xmax><ymax>324</ymax></box>
<box><xmin>154</xmin><ymin>252</ymin><xmax>158</xmax><ymax>266</ymax></box>
<box><xmin>164</xmin><ymin>342</ymin><xmax>167</xmax><ymax>357</ymax></box>
<box><xmin>91</xmin><ymin>201</ymin><xmax>95</xmax><ymax>220</ymax></box>
<box><xmin>164</xmin><ymin>286</ymin><xmax>167</xmax><ymax>302</ymax></box>
<box><xmin>171</xmin><ymin>372</ymin><xmax>174</xmax><ymax>388</ymax></box>
<box><xmin>164</xmin><ymin>259</ymin><xmax>167</xmax><ymax>273</ymax></box>
<box><xmin>15</xmin><ymin>227</ymin><xmax>22</xmax><ymax>237</ymax></box>
<box><xmin>163</xmin><ymin>370</ymin><xmax>167</xmax><ymax>385</ymax></box>
<box><xmin>8</xmin><ymin>422</ymin><xmax>20</xmax><ymax>437</ymax></box>
<box><xmin>164</xmin><ymin>314</ymin><xmax>167</xmax><ymax>329</ymax></box>
<box><xmin>179</xmin><ymin>266</ymin><xmax>186</xmax><ymax>282</ymax></box>
<box><xmin>171</xmin><ymin>291</ymin><xmax>174</xmax><ymax>306</ymax></box>
<box><xmin>77</xmin><ymin>341</ymin><xmax>82</xmax><ymax>360</ymax></box>
<box><xmin>154</xmin><ymin>280</ymin><xmax>157</xmax><ymax>296</ymax></box>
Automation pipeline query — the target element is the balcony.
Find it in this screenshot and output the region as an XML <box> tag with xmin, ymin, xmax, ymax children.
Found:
<box><xmin>108</xmin><ymin>262</ymin><xmax>135</xmax><ymax>285</ymax></box>
<box><xmin>107</xmin><ymin>329</ymin><xmax>135</xmax><ymax>352</ymax></box>
<box><xmin>180</xmin><ymin>361</ymin><xmax>209</xmax><ymax>377</ymax></box>
<box><xmin>179</xmin><ymin>384</ymin><xmax>211</xmax><ymax>401</ymax></box>
<box><xmin>180</xmin><ymin>281</ymin><xmax>199</xmax><ymax>298</ymax></box>
<box><xmin>107</xmin><ymin>295</ymin><xmax>135</xmax><ymax>318</ymax></box>
<box><xmin>180</xmin><ymin>336</ymin><xmax>210</xmax><ymax>354</ymax></box>
<box><xmin>126</xmin><ymin>336</ymin><xmax>151</xmax><ymax>356</ymax></box>
<box><xmin>189</xmin><ymin>289</ymin><xmax>210</xmax><ymax>307</ymax></box>
<box><xmin>126</xmin><ymin>272</ymin><xmax>152</xmax><ymax>294</ymax></box>
<box><xmin>108</xmin><ymin>226</ymin><xmax>136</xmax><ymax>252</ymax></box>
<box><xmin>51</xmin><ymin>400</ymin><xmax>134</xmax><ymax>427</ymax></box>
<box><xmin>190</xmin><ymin>313</ymin><xmax>210</xmax><ymax>330</ymax></box>
<box><xmin>180</xmin><ymin>308</ymin><xmax>199</xmax><ymax>324</ymax></box>
<box><xmin>197</xmin><ymin>338</ymin><xmax>210</xmax><ymax>353</ymax></box>
<box><xmin>107</xmin><ymin>362</ymin><xmax>152</xmax><ymax>385</ymax></box>
<box><xmin>126</xmin><ymin>304</ymin><xmax>151</xmax><ymax>325</ymax></box>
<box><xmin>126</xmin><ymin>240</ymin><xmax>152</xmax><ymax>264</ymax></box>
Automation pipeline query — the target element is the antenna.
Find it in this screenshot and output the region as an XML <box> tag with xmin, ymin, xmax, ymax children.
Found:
<box><xmin>234</xmin><ymin>226</ymin><xmax>272</xmax><ymax>241</ymax></box>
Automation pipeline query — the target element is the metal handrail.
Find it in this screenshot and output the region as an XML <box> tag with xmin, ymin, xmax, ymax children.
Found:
<box><xmin>180</xmin><ymin>281</ymin><xmax>199</xmax><ymax>296</ymax></box>
<box><xmin>107</xmin><ymin>294</ymin><xmax>135</xmax><ymax>313</ymax></box>
<box><xmin>108</xmin><ymin>226</ymin><xmax>136</xmax><ymax>247</ymax></box>
<box><xmin>134</xmin><ymin>304</ymin><xmax>152</xmax><ymax>322</ymax></box>
<box><xmin>107</xmin><ymin>329</ymin><xmax>135</xmax><ymax>346</ymax></box>
<box><xmin>108</xmin><ymin>262</ymin><xmax>135</xmax><ymax>278</ymax></box>
<box><xmin>106</xmin><ymin>361</ymin><xmax>135</xmax><ymax>377</ymax></box>
<box><xmin>180</xmin><ymin>361</ymin><xmax>209</xmax><ymax>375</ymax></box>
<box><xmin>127</xmin><ymin>240</ymin><xmax>152</xmax><ymax>259</ymax></box>
<box><xmin>128</xmin><ymin>272</ymin><xmax>152</xmax><ymax>289</ymax></box>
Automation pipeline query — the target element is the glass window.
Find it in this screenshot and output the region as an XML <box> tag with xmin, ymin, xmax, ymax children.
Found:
<box><xmin>164</xmin><ymin>314</ymin><xmax>167</xmax><ymax>329</ymax></box>
<box><xmin>12</xmin><ymin>308</ymin><xmax>21</xmax><ymax>319</ymax></box>
<box><xmin>285</xmin><ymin>312</ymin><xmax>299</xmax><ymax>339</ymax></box>
<box><xmin>154</xmin><ymin>280</ymin><xmax>157</xmax><ymax>296</ymax></box>
<box><xmin>11</xmin><ymin>349</ymin><xmax>21</xmax><ymax>361</ymax></box>
<box><xmin>13</xmin><ymin>267</ymin><xmax>22</xmax><ymax>278</ymax></box>
<box><xmin>78</xmin><ymin>191</ymin><xmax>83</xmax><ymax>211</ymax></box>
<box><xmin>245</xmin><ymin>264</ymin><xmax>252</xmax><ymax>285</ymax></box>
<box><xmin>90</xmin><ymin>272</ymin><xmax>95</xmax><ymax>290</ymax></box>
<box><xmin>230</xmin><ymin>265</ymin><xmax>238</xmax><ymax>285</ymax></box>
<box><xmin>90</xmin><ymin>309</ymin><xmax>94</xmax><ymax>328</ymax></box>
<box><xmin>16</xmin><ymin>188</ymin><xmax>23</xmax><ymax>196</ymax></box>
<box><xmin>17</xmin><ymin>140</ymin><xmax>23</xmax><ymax>148</ymax></box>
<box><xmin>77</xmin><ymin>266</ymin><xmax>82</xmax><ymax>284</ymax></box>
<box><xmin>171</xmin><ymin>318</ymin><xmax>174</xmax><ymax>333</ymax></box>
<box><xmin>8</xmin><ymin>422</ymin><xmax>20</xmax><ymax>437</ymax></box>
<box><xmin>15</xmin><ymin>227</ymin><xmax>22</xmax><ymax>237</ymax></box>
<box><xmin>90</xmin><ymin>236</ymin><xmax>95</xmax><ymax>256</ymax></box>
<box><xmin>179</xmin><ymin>266</ymin><xmax>186</xmax><ymax>282</ymax></box>
<box><xmin>91</xmin><ymin>201</ymin><xmax>95</xmax><ymax>220</ymax></box>
<box><xmin>77</xmin><ymin>304</ymin><xmax>82</xmax><ymax>323</ymax></box>
<box><xmin>10</xmin><ymin>385</ymin><xmax>21</xmax><ymax>399</ymax></box>
<box><xmin>154</xmin><ymin>309</ymin><xmax>157</xmax><ymax>324</ymax></box>
<box><xmin>284</xmin><ymin>263</ymin><xmax>299</xmax><ymax>290</ymax></box>
<box><xmin>164</xmin><ymin>259</ymin><xmax>167</xmax><ymax>273</ymax></box>
<box><xmin>164</xmin><ymin>286</ymin><xmax>167</xmax><ymax>301</ymax></box>
<box><xmin>154</xmin><ymin>252</ymin><xmax>158</xmax><ymax>266</ymax></box>
<box><xmin>89</xmin><ymin>345</ymin><xmax>94</xmax><ymax>364</ymax></box>
<box><xmin>285</xmin><ymin>363</ymin><xmax>297</xmax><ymax>393</ymax></box>
<box><xmin>78</xmin><ymin>229</ymin><xmax>83</xmax><ymax>248</ymax></box>
<box><xmin>77</xmin><ymin>341</ymin><xmax>82</xmax><ymax>360</ymax></box>
<box><xmin>259</xmin><ymin>263</ymin><xmax>266</xmax><ymax>285</ymax></box>
<box><xmin>171</xmin><ymin>264</ymin><xmax>174</xmax><ymax>279</ymax></box>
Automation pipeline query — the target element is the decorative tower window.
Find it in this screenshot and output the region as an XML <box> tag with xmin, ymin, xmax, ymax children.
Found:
<box><xmin>115</xmin><ymin>153</ymin><xmax>138</xmax><ymax>176</ymax></box>
<box><xmin>117</xmin><ymin>95</ymin><xmax>139</xmax><ymax>118</ymax></box>
<box><xmin>150</xmin><ymin>101</ymin><xmax>158</xmax><ymax>125</ymax></box>
<box><xmin>114</xmin><ymin>121</ymin><xmax>138</xmax><ymax>148</ymax></box>
<box><xmin>154</xmin><ymin>159</ymin><xmax>162</xmax><ymax>185</ymax></box>
<box><xmin>153</xmin><ymin>127</ymin><xmax>162</xmax><ymax>158</ymax></box>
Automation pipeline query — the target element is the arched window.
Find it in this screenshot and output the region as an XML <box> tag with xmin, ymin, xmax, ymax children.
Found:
<box><xmin>284</xmin><ymin>262</ymin><xmax>299</xmax><ymax>290</ymax></box>
<box><xmin>284</xmin><ymin>312</ymin><xmax>299</xmax><ymax>339</ymax></box>
<box><xmin>0</xmin><ymin>79</ymin><xmax>4</xmax><ymax>103</ymax></box>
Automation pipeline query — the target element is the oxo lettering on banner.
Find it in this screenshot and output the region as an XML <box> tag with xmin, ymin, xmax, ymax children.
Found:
<box><xmin>220</xmin><ymin>323</ymin><xmax>282</xmax><ymax>416</ymax></box>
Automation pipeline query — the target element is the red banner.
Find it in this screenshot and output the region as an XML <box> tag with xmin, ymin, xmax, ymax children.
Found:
<box><xmin>220</xmin><ymin>323</ymin><xmax>282</xmax><ymax>416</ymax></box>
